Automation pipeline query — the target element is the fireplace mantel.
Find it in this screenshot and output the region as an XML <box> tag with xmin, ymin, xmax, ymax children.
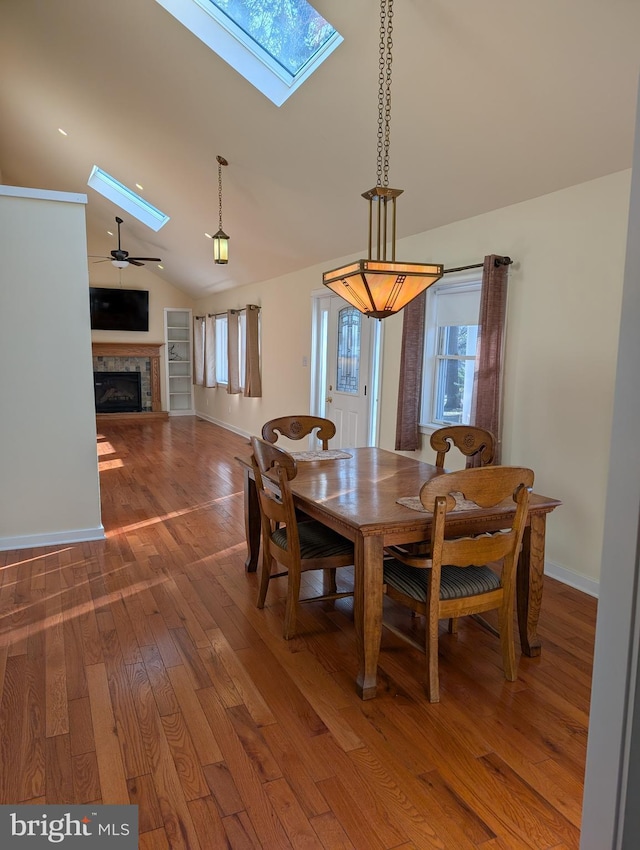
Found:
<box><xmin>92</xmin><ymin>342</ymin><xmax>167</xmax><ymax>421</ymax></box>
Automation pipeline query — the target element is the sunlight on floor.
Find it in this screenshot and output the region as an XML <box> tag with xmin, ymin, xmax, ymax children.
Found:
<box><xmin>106</xmin><ymin>491</ymin><xmax>243</xmax><ymax>536</ymax></box>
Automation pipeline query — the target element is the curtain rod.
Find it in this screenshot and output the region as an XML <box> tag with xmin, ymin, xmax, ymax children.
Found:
<box><xmin>443</xmin><ymin>256</ymin><xmax>513</xmax><ymax>275</ymax></box>
<box><xmin>195</xmin><ymin>304</ymin><xmax>260</xmax><ymax>320</ymax></box>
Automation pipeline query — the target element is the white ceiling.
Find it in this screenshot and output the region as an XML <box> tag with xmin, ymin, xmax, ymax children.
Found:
<box><xmin>1</xmin><ymin>0</ymin><xmax>639</xmax><ymax>299</ymax></box>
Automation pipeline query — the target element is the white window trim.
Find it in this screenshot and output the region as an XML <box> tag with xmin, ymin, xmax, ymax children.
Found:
<box><xmin>419</xmin><ymin>269</ymin><xmax>482</xmax><ymax>434</ymax></box>
<box><xmin>153</xmin><ymin>0</ymin><xmax>342</xmax><ymax>106</ymax></box>
<box><xmin>87</xmin><ymin>166</ymin><xmax>170</xmax><ymax>231</ymax></box>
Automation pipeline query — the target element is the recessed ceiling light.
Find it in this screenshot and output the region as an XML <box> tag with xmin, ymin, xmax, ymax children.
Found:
<box><xmin>135</xmin><ymin>183</ymin><xmax>144</xmax><ymax>191</ymax></box>
<box><xmin>205</xmin><ymin>232</ymin><xmax>213</xmax><ymax>239</ymax></box>
<box><xmin>58</xmin><ymin>128</ymin><xmax>68</xmax><ymax>136</ymax></box>
<box><xmin>107</xmin><ymin>230</ymin><xmax>113</xmax><ymax>236</ymax></box>
<box><xmin>157</xmin><ymin>264</ymin><xmax>164</xmax><ymax>269</ymax></box>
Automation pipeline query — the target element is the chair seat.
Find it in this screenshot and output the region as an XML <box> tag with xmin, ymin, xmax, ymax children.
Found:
<box><xmin>383</xmin><ymin>558</ymin><xmax>501</xmax><ymax>601</ymax></box>
<box><xmin>272</xmin><ymin>521</ymin><xmax>353</xmax><ymax>559</ymax></box>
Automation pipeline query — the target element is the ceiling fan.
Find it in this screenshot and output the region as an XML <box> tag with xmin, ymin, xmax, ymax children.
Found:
<box><xmin>91</xmin><ymin>217</ymin><xmax>162</xmax><ymax>269</ymax></box>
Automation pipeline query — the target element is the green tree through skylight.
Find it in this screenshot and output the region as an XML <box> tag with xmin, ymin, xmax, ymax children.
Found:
<box><xmin>209</xmin><ymin>0</ymin><xmax>336</xmax><ymax>75</ymax></box>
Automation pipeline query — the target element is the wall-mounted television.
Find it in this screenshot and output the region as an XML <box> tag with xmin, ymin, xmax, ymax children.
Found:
<box><xmin>89</xmin><ymin>287</ymin><xmax>149</xmax><ymax>332</ymax></box>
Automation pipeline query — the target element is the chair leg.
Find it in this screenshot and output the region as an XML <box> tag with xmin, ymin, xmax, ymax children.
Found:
<box><xmin>256</xmin><ymin>551</ymin><xmax>273</xmax><ymax>609</ymax></box>
<box><xmin>448</xmin><ymin>617</ymin><xmax>459</xmax><ymax>634</ymax></box>
<box><xmin>283</xmin><ymin>566</ymin><xmax>302</xmax><ymax>640</ymax></box>
<box><xmin>498</xmin><ymin>605</ymin><xmax>517</xmax><ymax>681</ymax></box>
<box><xmin>425</xmin><ymin>610</ymin><xmax>440</xmax><ymax>703</ymax></box>
<box><xmin>322</xmin><ymin>568</ymin><xmax>337</xmax><ymax>596</ymax></box>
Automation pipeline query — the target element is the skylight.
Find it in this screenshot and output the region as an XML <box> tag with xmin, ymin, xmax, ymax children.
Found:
<box><xmin>87</xmin><ymin>166</ymin><xmax>170</xmax><ymax>231</ymax></box>
<box><xmin>153</xmin><ymin>0</ymin><xmax>343</xmax><ymax>106</ymax></box>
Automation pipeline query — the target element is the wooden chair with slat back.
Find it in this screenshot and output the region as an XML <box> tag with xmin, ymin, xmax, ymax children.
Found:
<box><xmin>387</xmin><ymin>427</ymin><xmax>496</xmax><ymax>571</ymax></box>
<box><xmin>386</xmin><ymin>427</ymin><xmax>497</xmax><ymax>611</ymax></box>
<box><xmin>250</xmin><ymin>436</ymin><xmax>354</xmax><ymax>640</ymax></box>
<box><xmin>382</xmin><ymin>465</ymin><xmax>533</xmax><ymax>702</ymax></box>
<box><xmin>262</xmin><ymin>416</ymin><xmax>336</xmax><ymax>451</ymax></box>
<box><xmin>430</xmin><ymin>425</ymin><xmax>495</xmax><ymax>469</ymax></box>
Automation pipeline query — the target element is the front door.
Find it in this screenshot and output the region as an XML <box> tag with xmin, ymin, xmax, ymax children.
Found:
<box><xmin>311</xmin><ymin>293</ymin><xmax>380</xmax><ymax>448</ymax></box>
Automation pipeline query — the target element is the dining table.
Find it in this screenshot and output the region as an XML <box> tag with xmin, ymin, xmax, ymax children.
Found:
<box><xmin>237</xmin><ymin>446</ymin><xmax>561</xmax><ymax>700</ymax></box>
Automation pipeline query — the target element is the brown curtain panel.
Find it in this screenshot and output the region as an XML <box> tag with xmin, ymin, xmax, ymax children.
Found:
<box><xmin>244</xmin><ymin>304</ymin><xmax>262</xmax><ymax>397</ymax></box>
<box><xmin>395</xmin><ymin>290</ymin><xmax>427</xmax><ymax>451</ymax></box>
<box><xmin>193</xmin><ymin>315</ymin><xmax>205</xmax><ymax>386</ymax></box>
<box><xmin>227</xmin><ymin>309</ymin><xmax>241</xmax><ymax>394</ymax></box>
<box><xmin>470</xmin><ymin>255</ymin><xmax>510</xmax><ymax>464</ymax></box>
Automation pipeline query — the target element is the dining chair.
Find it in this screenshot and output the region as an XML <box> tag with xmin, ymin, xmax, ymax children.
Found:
<box><xmin>382</xmin><ymin>465</ymin><xmax>534</xmax><ymax>702</ymax></box>
<box><xmin>430</xmin><ymin>425</ymin><xmax>495</xmax><ymax>469</ymax></box>
<box><xmin>261</xmin><ymin>415</ymin><xmax>336</xmax><ymax>451</ymax></box>
<box><xmin>388</xmin><ymin>427</ymin><xmax>496</xmax><ymax>569</ymax></box>
<box><xmin>250</xmin><ymin>436</ymin><xmax>354</xmax><ymax>640</ymax></box>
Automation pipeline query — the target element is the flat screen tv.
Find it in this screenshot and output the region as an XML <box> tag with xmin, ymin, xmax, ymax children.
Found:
<box><xmin>90</xmin><ymin>287</ymin><xmax>149</xmax><ymax>332</ymax></box>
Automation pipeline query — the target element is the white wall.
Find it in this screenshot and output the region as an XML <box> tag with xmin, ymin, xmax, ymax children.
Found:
<box><xmin>0</xmin><ymin>187</ymin><xmax>103</xmax><ymax>549</ymax></box>
<box><xmin>193</xmin><ymin>171</ymin><xmax>631</xmax><ymax>590</ymax></box>
<box><xmin>580</xmin><ymin>79</ymin><xmax>640</xmax><ymax>850</ymax></box>
<box><xmin>381</xmin><ymin>172</ymin><xmax>630</xmax><ymax>591</ymax></box>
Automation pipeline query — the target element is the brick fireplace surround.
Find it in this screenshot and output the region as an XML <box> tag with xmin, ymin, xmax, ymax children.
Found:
<box><xmin>92</xmin><ymin>342</ymin><xmax>168</xmax><ymax>422</ymax></box>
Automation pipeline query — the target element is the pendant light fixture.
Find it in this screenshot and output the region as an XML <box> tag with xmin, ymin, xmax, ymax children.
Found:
<box><xmin>213</xmin><ymin>155</ymin><xmax>230</xmax><ymax>264</ymax></box>
<box><xmin>322</xmin><ymin>0</ymin><xmax>443</xmax><ymax>319</ymax></box>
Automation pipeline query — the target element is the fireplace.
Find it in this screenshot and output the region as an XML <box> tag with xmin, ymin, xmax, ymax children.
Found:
<box><xmin>94</xmin><ymin>371</ymin><xmax>142</xmax><ymax>414</ymax></box>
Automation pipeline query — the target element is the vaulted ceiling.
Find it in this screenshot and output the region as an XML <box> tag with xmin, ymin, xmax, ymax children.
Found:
<box><xmin>1</xmin><ymin>0</ymin><xmax>639</xmax><ymax>299</ymax></box>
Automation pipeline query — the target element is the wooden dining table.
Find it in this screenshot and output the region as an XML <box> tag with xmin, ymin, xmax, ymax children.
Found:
<box><xmin>237</xmin><ymin>446</ymin><xmax>561</xmax><ymax>700</ymax></box>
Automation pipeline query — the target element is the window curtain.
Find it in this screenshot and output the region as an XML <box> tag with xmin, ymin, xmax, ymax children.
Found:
<box><xmin>227</xmin><ymin>309</ymin><xmax>241</xmax><ymax>394</ymax></box>
<box><xmin>204</xmin><ymin>314</ymin><xmax>217</xmax><ymax>388</ymax></box>
<box><xmin>193</xmin><ymin>315</ymin><xmax>205</xmax><ymax>386</ymax></box>
<box><xmin>244</xmin><ymin>304</ymin><xmax>262</xmax><ymax>398</ymax></box>
<box><xmin>470</xmin><ymin>254</ymin><xmax>510</xmax><ymax>464</ymax></box>
<box><xmin>395</xmin><ymin>290</ymin><xmax>427</xmax><ymax>451</ymax></box>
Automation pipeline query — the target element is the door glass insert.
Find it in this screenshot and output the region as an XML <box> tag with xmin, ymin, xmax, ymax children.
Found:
<box><xmin>336</xmin><ymin>306</ymin><xmax>361</xmax><ymax>394</ymax></box>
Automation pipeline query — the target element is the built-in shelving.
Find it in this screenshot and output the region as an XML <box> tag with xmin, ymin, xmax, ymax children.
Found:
<box><xmin>164</xmin><ymin>308</ymin><xmax>194</xmax><ymax>415</ymax></box>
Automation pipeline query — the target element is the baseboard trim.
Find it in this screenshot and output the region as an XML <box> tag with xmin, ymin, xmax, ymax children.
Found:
<box><xmin>195</xmin><ymin>412</ymin><xmax>251</xmax><ymax>440</ymax></box>
<box><xmin>0</xmin><ymin>525</ymin><xmax>106</xmax><ymax>552</ymax></box>
<box><xmin>545</xmin><ymin>560</ymin><xmax>599</xmax><ymax>598</ymax></box>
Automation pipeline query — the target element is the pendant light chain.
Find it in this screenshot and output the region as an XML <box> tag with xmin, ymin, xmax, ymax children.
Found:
<box><xmin>377</xmin><ymin>0</ymin><xmax>394</xmax><ymax>188</ymax></box>
<box><xmin>218</xmin><ymin>158</ymin><xmax>224</xmax><ymax>231</ymax></box>
<box><xmin>322</xmin><ymin>0</ymin><xmax>443</xmax><ymax>318</ymax></box>
<box><xmin>214</xmin><ymin>154</ymin><xmax>229</xmax><ymax>264</ymax></box>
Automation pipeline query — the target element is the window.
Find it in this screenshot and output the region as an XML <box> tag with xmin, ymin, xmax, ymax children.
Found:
<box><xmin>215</xmin><ymin>314</ymin><xmax>228</xmax><ymax>384</ymax></box>
<box><xmin>153</xmin><ymin>0</ymin><xmax>342</xmax><ymax>106</ymax></box>
<box><xmin>420</xmin><ymin>273</ymin><xmax>481</xmax><ymax>429</ymax></box>
<box><xmin>238</xmin><ymin>309</ymin><xmax>247</xmax><ymax>387</ymax></box>
<box><xmin>336</xmin><ymin>306</ymin><xmax>361</xmax><ymax>395</ymax></box>
<box><xmin>87</xmin><ymin>166</ymin><xmax>170</xmax><ymax>231</ymax></box>
<box><xmin>214</xmin><ymin>310</ymin><xmax>247</xmax><ymax>387</ymax></box>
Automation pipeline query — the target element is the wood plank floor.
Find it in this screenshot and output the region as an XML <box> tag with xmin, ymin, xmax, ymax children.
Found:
<box><xmin>0</xmin><ymin>417</ymin><xmax>595</xmax><ymax>849</ymax></box>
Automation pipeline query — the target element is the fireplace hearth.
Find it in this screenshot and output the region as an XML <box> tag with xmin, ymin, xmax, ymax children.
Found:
<box><xmin>94</xmin><ymin>371</ymin><xmax>142</xmax><ymax>414</ymax></box>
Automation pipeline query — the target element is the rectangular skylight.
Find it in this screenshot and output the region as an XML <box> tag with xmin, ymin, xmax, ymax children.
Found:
<box><xmin>87</xmin><ymin>166</ymin><xmax>170</xmax><ymax>231</ymax></box>
<box><xmin>153</xmin><ymin>0</ymin><xmax>342</xmax><ymax>106</ymax></box>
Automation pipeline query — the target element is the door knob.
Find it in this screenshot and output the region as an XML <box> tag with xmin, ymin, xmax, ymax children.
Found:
<box><xmin>325</xmin><ymin>396</ymin><xmax>333</xmax><ymax>403</ymax></box>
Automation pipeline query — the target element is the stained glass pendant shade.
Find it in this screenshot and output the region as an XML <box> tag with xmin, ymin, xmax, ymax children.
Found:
<box><xmin>322</xmin><ymin>0</ymin><xmax>443</xmax><ymax>319</ymax></box>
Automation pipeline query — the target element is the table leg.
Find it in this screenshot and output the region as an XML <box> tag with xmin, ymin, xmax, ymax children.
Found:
<box><xmin>243</xmin><ymin>467</ymin><xmax>260</xmax><ymax>573</ymax></box>
<box><xmin>355</xmin><ymin>535</ymin><xmax>384</xmax><ymax>700</ymax></box>
<box><xmin>517</xmin><ymin>513</ymin><xmax>546</xmax><ymax>656</ymax></box>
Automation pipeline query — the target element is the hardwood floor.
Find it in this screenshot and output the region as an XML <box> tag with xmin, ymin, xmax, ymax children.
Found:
<box><xmin>0</xmin><ymin>417</ymin><xmax>595</xmax><ymax>849</ymax></box>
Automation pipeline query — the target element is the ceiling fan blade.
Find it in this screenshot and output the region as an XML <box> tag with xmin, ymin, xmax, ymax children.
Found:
<box><xmin>127</xmin><ymin>259</ymin><xmax>144</xmax><ymax>267</ymax></box>
<box><xmin>128</xmin><ymin>257</ymin><xmax>162</xmax><ymax>263</ymax></box>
